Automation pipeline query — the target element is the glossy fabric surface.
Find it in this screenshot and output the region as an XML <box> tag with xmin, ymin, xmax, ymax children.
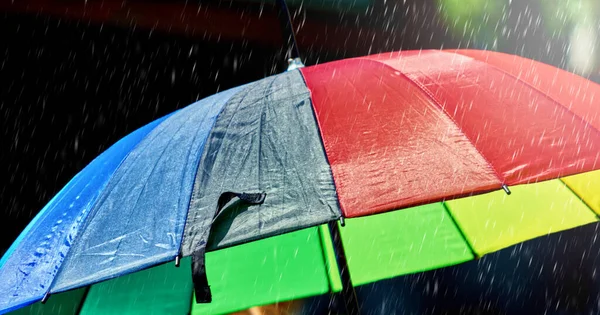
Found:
<box><xmin>455</xmin><ymin>50</ymin><xmax>600</xmax><ymax>132</ymax></box>
<box><xmin>50</xmin><ymin>88</ymin><xmax>241</xmax><ymax>293</ymax></box>
<box><xmin>302</xmin><ymin>50</ymin><xmax>600</xmax><ymax>217</ymax></box>
<box><xmin>0</xmin><ymin>117</ymin><xmax>167</xmax><ymax>313</ymax></box>
<box><xmin>370</xmin><ymin>51</ymin><xmax>600</xmax><ymax>183</ymax></box>
<box><xmin>301</xmin><ymin>58</ymin><xmax>500</xmax><ymax>217</ymax></box>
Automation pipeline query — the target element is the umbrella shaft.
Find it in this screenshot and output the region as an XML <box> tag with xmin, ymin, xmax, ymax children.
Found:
<box><xmin>275</xmin><ymin>0</ymin><xmax>301</xmax><ymax>60</ymax></box>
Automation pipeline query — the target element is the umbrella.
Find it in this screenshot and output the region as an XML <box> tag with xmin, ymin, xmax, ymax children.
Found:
<box><xmin>2</xmin><ymin>49</ymin><xmax>600</xmax><ymax>314</ymax></box>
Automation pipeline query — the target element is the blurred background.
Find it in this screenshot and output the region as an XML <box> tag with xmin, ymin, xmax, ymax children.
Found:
<box><xmin>2</xmin><ymin>0</ymin><xmax>600</xmax><ymax>314</ymax></box>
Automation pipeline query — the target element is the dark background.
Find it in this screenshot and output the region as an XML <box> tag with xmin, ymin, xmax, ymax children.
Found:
<box><xmin>0</xmin><ymin>0</ymin><xmax>454</xmax><ymax>255</ymax></box>
<box><xmin>2</xmin><ymin>0</ymin><xmax>600</xmax><ymax>314</ymax></box>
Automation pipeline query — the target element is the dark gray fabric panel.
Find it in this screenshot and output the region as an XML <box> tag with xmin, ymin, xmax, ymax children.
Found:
<box><xmin>181</xmin><ymin>70</ymin><xmax>340</xmax><ymax>256</ymax></box>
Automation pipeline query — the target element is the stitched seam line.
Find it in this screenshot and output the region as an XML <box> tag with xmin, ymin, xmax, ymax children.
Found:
<box><xmin>449</xmin><ymin>50</ymin><xmax>600</xmax><ymax>146</ymax></box>
<box><xmin>366</xmin><ymin>57</ymin><xmax>505</xmax><ymax>184</ymax></box>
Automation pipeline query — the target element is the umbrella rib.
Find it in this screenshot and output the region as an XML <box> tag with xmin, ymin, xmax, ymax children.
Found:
<box><xmin>190</xmin><ymin>78</ymin><xmax>276</xmax><ymax>252</ymax></box>
<box><xmin>449</xmin><ymin>50</ymin><xmax>600</xmax><ymax>146</ymax></box>
<box><xmin>557</xmin><ymin>178</ymin><xmax>600</xmax><ymax>220</ymax></box>
<box><xmin>60</xmin><ymin>112</ymin><xmax>195</xmax><ymax>293</ymax></box>
<box><xmin>255</xmin><ymin>76</ymin><xmax>279</xmax><ymax>234</ymax></box>
<box><xmin>0</xmin><ymin>171</ymin><xmax>87</xmax><ymax>300</ymax></box>
<box><xmin>174</xmin><ymin>91</ymin><xmax>243</xmax><ymax>261</ymax></box>
<box><xmin>41</xmin><ymin>116</ymin><xmax>172</xmax><ymax>298</ymax></box>
<box><xmin>180</xmin><ymin>84</ymin><xmax>255</xmax><ymax>258</ymax></box>
<box><xmin>107</xmin><ymin>112</ymin><xmax>198</xmax><ymax>264</ymax></box>
<box><xmin>441</xmin><ymin>202</ymin><xmax>479</xmax><ymax>259</ymax></box>
<box><xmin>366</xmin><ymin>58</ymin><xmax>506</xmax><ymax>187</ymax></box>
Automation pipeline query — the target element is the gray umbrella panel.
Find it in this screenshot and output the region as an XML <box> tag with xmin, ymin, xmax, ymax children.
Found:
<box><xmin>183</xmin><ymin>70</ymin><xmax>341</xmax><ymax>256</ymax></box>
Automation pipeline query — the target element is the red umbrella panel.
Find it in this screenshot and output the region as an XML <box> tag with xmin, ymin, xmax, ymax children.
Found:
<box><xmin>302</xmin><ymin>49</ymin><xmax>600</xmax><ymax>217</ymax></box>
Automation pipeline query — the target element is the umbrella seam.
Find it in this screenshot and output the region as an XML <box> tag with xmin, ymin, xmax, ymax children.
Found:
<box><xmin>0</xmin><ymin>172</ymin><xmax>88</xmax><ymax>309</ymax></box>
<box><xmin>107</xmin><ymin>111</ymin><xmax>200</xmax><ymax>268</ymax></box>
<box><xmin>296</xmin><ymin>68</ymin><xmax>346</xmax><ymax>220</ymax></box>
<box><xmin>174</xmin><ymin>90</ymin><xmax>243</xmax><ymax>259</ymax></box>
<box><xmin>449</xmin><ymin>50</ymin><xmax>600</xmax><ymax>146</ymax></box>
<box><xmin>45</xmin><ymin>114</ymin><xmax>175</xmax><ymax>296</ymax></box>
<box><xmin>0</xmin><ymin>170</ymin><xmax>86</xmax><ymax>269</ymax></box>
<box><xmin>255</xmin><ymin>75</ymin><xmax>280</xmax><ymax>235</ymax></box>
<box><xmin>364</xmin><ymin>57</ymin><xmax>506</xmax><ymax>186</ymax></box>
<box><xmin>558</xmin><ymin>178</ymin><xmax>600</xmax><ymax>220</ymax></box>
<box><xmin>0</xmin><ymin>113</ymin><xmax>175</xmax><ymax>276</ymax></box>
<box><xmin>180</xmin><ymin>84</ymin><xmax>256</xmax><ymax>257</ymax></box>
<box><xmin>440</xmin><ymin>202</ymin><xmax>479</xmax><ymax>259</ymax></box>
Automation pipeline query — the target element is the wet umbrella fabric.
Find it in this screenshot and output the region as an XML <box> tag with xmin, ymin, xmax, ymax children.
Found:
<box><xmin>9</xmin><ymin>176</ymin><xmax>600</xmax><ymax>315</ymax></box>
<box><xmin>2</xmin><ymin>49</ymin><xmax>600</xmax><ymax>314</ymax></box>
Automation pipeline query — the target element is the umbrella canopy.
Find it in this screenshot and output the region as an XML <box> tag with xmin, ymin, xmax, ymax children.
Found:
<box><xmin>1</xmin><ymin>49</ymin><xmax>600</xmax><ymax>314</ymax></box>
<box><xmin>9</xmin><ymin>192</ymin><xmax>600</xmax><ymax>314</ymax></box>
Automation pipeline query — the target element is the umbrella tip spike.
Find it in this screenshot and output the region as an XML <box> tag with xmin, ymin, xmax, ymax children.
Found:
<box><xmin>41</xmin><ymin>292</ymin><xmax>50</xmax><ymax>304</ymax></box>
<box><xmin>339</xmin><ymin>216</ymin><xmax>346</xmax><ymax>227</ymax></box>
<box><xmin>502</xmin><ymin>184</ymin><xmax>511</xmax><ymax>195</ymax></box>
<box><xmin>175</xmin><ymin>254</ymin><xmax>181</xmax><ymax>267</ymax></box>
<box><xmin>287</xmin><ymin>57</ymin><xmax>305</xmax><ymax>71</ymax></box>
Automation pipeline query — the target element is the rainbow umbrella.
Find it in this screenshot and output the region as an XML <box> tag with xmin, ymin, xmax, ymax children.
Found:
<box><xmin>2</xmin><ymin>49</ymin><xmax>600</xmax><ymax>314</ymax></box>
